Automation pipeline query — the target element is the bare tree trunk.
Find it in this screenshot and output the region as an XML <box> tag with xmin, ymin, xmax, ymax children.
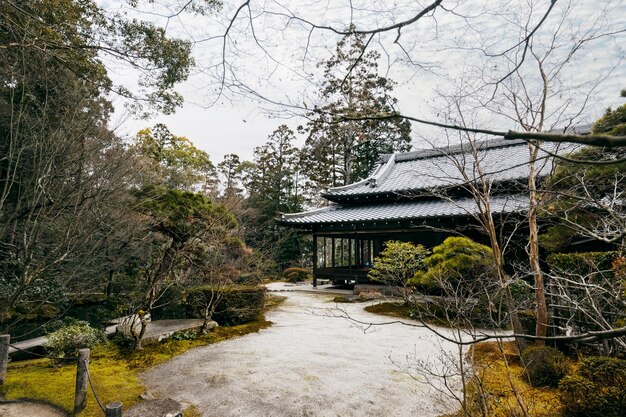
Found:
<box><xmin>528</xmin><ymin>142</ymin><xmax>548</xmax><ymax>345</ymax></box>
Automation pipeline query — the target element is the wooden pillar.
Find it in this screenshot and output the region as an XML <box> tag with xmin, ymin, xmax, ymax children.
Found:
<box><xmin>74</xmin><ymin>348</ymin><xmax>90</xmax><ymax>415</ymax></box>
<box><xmin>312</xmin><ymin>235</ymin><xmax>318</xmax><ymax>288</ymax></box>
<box><xmin>0</xmin><ymin>335</ymin><xmax>9</xmax><ymax>385</ymax></box>
<box><xmin>331</xmin><ymin>238</ymin><xmax>336</xmax><ymax>271</ymax></box>
<box><xmin>105</xmin><ymin>402</ymin><xmax>123</xmax><ymax>417</ymax></box>
<box><xmin>348</xmin><ymin>238</ymin><xmax>353</xmax><ymax>273</ymax></box>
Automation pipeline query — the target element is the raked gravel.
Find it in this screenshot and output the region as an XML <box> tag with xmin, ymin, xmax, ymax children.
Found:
<box><xmin>141</xmin><ymin>283</ymin><xmax>462</xmax><ymax>417</ymax></box>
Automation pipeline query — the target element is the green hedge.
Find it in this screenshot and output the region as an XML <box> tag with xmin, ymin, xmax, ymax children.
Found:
<box><xmin>282</xmin><ymin>267</ymin><xmax>310</xmax><ymax>283</ymax></box>
<box><xmin>546</xmin><ymin>251</ymin><xmax>617</xmax><ymax>278</ymax></box>
<box><xmin>521</xmin><ymin>346</ymin><xmax>569</xmax><ymax>388</ymax></box>
<box><xmin>559</xmin><ymin>356</ymin><xmax>626</xmax><ymax>417</ymax></box>
<box><xmin>150</xmin><ymin>286</ymin><xmax>187</xmax><ymax>320</ymax></box>
<box><xmin>187</xmin><ymin>285</ymin><xmax>266</xmax><ymax>326</ymax></box>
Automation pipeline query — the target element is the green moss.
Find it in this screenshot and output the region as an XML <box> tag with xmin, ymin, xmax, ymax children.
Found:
<box><xmin>264</xmin><ymin>294</ymin><xmax>287</xmax><ymax>309</ymax></box>
<box><xmin>2</xmin><ymin>354</ymin><xmax>143</xmax><ymax>417</ymax></box>
<box><xmin>183</xmin><ymin>404</ymin><xmax>203</xmax><ymax>417</ymax></box>
<box><xmin>365</xmin><ymin>302</ymin><xmax>413</xmax><ymax>316</ymax></box>
<box><xmin>332</xmin><ymin>296</ymin><xmax>353</xmax><ymax>303</ymax></box>
<box><xmin>1</xmin><ymin>315</ymin><xmax>275</xmax><ymax>416</ymax></box>
<box><xmin>365</xmin><ymin>301</ymin><xmax>453</xmax><ymax>328</ymax></box>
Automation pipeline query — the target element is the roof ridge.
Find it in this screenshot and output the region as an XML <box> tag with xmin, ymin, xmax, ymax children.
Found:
<box><xmin>380</xmin><ymin>138</ymin><xmax>528</xmax><ymax>163</ymax></box>
<box><xmin>368</xmin><ymin>154</ymin><xmax>395</xmax><ymax>188</ymax></box>
<box><xmin>279</xmin><ymin>205</ymin><xmax>335</xmax><ymax>219</ymax></box>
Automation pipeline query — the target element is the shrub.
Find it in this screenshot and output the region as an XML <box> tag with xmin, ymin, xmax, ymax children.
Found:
<box><xmin>410</xmin><ymin>236</ymin><xmax>496</xmax><ymax>291</ymax></box>
<box><xmin>521</xmin><ymin>346</ymin><xmax>570</xmax><ymax>387</ymax></box>
<box><xmin>546</xmin><ymin>251</ymin><xmax>617</xmax><ymax>278</ymax></box>
<box><xmin>43</xmin><ymin>320</ymin><xmax>107</xmax><ymax>361</ymax></box>
<box><xmin>559</xmin><ymin>356</ymin><xmax>626</xmax><ymax>417</ymax></box>
<box><xmin>282</xmin><ymin>267</ymin><xmax>310</xmax><ymax>283</ymax></box>
<box><xmin>547</xmin><ymin>251</ymin><xmax>623</xmax><ymax>333</ymax></box>
<box><xmin>368</xmin><ymin>241</ymin><xmax>428</xmax><ymax>286</ymax></box>
<box><xmin>187</xmin><ymin>285</ymin><xmax>265</xmax><ymax>326</ymax></box>
<box><xmin>151</xmin><ymin>285</ymin><xmax>187</xmax><ymax>320</ymax></box>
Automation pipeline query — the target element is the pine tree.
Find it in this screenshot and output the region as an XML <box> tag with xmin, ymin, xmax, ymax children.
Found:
<box><xmin>300</xmin><ymin>29</ymin><xmax>412</xmax><ymax>189</ymax></box>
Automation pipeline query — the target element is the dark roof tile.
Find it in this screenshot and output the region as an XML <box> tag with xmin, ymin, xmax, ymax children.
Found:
<box><xmin>280</xmin><ymin>194</ymin><xmax>527</xmax><ymax>225</ymax></box>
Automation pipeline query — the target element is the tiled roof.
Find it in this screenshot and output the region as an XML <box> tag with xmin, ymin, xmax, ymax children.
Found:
<box><xmin>322</xmin><ymin>139</ymin><xmax>579</xmax><ymax>199</ymax></box>
<box><xmin>279</xmin><ymin>194</ymin><xmax>527</xmax><ymax>225</ymax></box>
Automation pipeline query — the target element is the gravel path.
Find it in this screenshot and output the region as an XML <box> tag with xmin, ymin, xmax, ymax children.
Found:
<box><xmin>142</xmin><ymin>284</ymin><xmax>461</xmax><ymax>417</ymax></box>
<box><xmin>0</xmin><ymin>402</ymin><xmax>67</xmax><ymax>417</ymax></box>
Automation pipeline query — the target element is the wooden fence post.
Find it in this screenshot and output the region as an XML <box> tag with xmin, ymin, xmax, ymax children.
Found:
<box><xmin>0</xmin><ymin>335</ymin><xmax>9</xmax><ymax>385</ymax></box>
<box><xmin>105</xmin><ymin>401</ymin><xmax>123</xmax><ymax>417</ymax></box>
<box><xmin>74</xmin><ymin>348</ymin><xmax>90</xmax><ymax>415</ymax></box>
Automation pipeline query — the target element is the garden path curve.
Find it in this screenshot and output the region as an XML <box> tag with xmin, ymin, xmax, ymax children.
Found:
<box><xmin>141</xmin><ymin>283</ymin><xmax>461</xmax><ymax>417</ymax></box>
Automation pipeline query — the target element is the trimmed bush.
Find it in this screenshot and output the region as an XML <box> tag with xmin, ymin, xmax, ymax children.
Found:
<box><xmin>282</xmin><ymin>267</ymin><xmax>310</xmax><ymax>283</ymax></box>
<box><xmin>546</xmin><ymin>251</ymin><xmax>617</xmax><ymax>277</ymax></box>
<box><xmin>559</xmin><ymin>356</ymin><xmax>626</xmax><ymax>417</ymax></box>
<box><xmin>521</xmin><ymin>346</ymin><xmax>570</xmax><ymax>387</ymax></box>
<box><xmin>410</xmin><ymin>236</ymin><xmax>496</xmax><ymax>291</ymax></box>
<box><xmin>187</xmin><ymin>285</ymin><xmax>265</xmax><ymax>326</ymax></box>
<box><xmin>368</xmin><ymin>241</ymin><xmax>429</xmax><ymax>286</ymax></box>
<box><xmin>547</xmin><ymin>251</ymin><xmax>624</xmax><ymax>333</ymax></box>
<box><xmin>43</xmin><ymin>320</ymin><xmax>107</xmax><ymax>361</ymax></box>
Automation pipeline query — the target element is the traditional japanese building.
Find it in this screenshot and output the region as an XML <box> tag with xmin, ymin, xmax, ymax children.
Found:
<box><xmin>279</xmin><ymin>138</ymin><xmax>578</xmax><ymax>286</ymax></box>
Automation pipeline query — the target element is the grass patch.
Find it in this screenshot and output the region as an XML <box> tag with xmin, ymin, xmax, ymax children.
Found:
<box><xmin>365</xmin><ymin>301</ymin><xmax>451</xmax><ymax>327</ymax></box>
<box><xmin>332</xmin><ymin>295</ymin><xmax>362</xmax><ymax>303</ymax></box>
<box><xmin>183</xmin><ymin>404</ymin><xmax>203</xmax><ymax>417</ymax></box>
<box><xmin>365</xmin><ymin>301</ymin><xmax>414</xmax><ymax>317</ymax></box>
<box><xmin>459</xmin><ymin>341</ymin><xmax>563</xmax><ymax>417</ymax></box>
<box><xmin>2</xmin><ymin>354</ymin><xmax>143</xmax><ymax>417</ymax></box>
<box><xmin>264</xmin><ymin>294</ymin><xmax>287</xmax><ymax>309</ymax></box>
<box><xmin>1</xmin><ymin>315</ymin><xmax>277</xmax><ymax>416</ymax></box>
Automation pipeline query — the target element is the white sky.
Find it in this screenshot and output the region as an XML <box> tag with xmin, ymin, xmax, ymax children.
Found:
<box><xmin>104</xmin><ymin>0</ymin><xmax>626</xmax><ymax>162</ymax></box>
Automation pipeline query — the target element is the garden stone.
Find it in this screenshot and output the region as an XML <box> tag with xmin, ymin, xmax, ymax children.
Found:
<box><xmin>125</xmin><ymin>398</ymin><xmax>183</xmax><ymax>417</ymax></box>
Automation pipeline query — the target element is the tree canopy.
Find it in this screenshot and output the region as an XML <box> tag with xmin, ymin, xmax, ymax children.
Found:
<box><xmin>300</xmin><ymin>30</ymin><xmax>412</xmax><ymax>189</ymax></box>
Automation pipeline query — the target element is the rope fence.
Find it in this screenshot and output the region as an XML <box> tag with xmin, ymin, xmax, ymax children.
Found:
<box><xmin>0</xmin><ymin>335</ymin><xmax>123</xmax><ymax>416</ymax></box>
<box><xmin>7</xmin><ymin>343</ymin><xmax>69</xmax><ymax>361</ymax></box>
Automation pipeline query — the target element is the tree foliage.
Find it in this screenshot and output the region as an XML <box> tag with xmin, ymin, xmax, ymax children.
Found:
<box><xmin>2</xmin><ymin>0</ymin><xmax>202</xmax><ymax>115</ymax></box>
<box><xmin>242</xmin><ymin>126</ymin><xmax>307</xmax><ymax>269</ymax></box>
<box><xmin>410</xmin><ymin>237</ymin><xmax>496</xmax><ymax>290</ymax></box>
<box><xmin>133</xmin><ymin>124</ymin><xmax>217</xmax><ymax>192</ymax></box>
<box><xmin>0</xmin><ymin>0</ymin><xmax>203</xmax><ymax>328</ymax></box>
<box><xmin>541</xmin><ymin>100</ymin><xmax>626</xmax><ymax>251</ymax></box>
<box><xmin>368</xmin><ymin>241</ymin><xmax>428</xmax><ymax>286</ymax></box>
<box><xmin>300</xmin><ymin>30</ymin><xmax>412</xmax><ymax>189</ymax></box>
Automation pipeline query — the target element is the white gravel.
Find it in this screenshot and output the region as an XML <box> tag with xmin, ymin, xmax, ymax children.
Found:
<box><xmin>0</xmin><ymin>402</ymin><xmax>67</xmax><ymax>417</ymax></box>
<box><xmin>141</xmin><ymin>284</ymin><xmax>462</xmax><ymax>417</ymax></box>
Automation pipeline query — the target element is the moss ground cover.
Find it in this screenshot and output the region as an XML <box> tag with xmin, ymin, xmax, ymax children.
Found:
<box><xmin>459</xmin><ymin>342</ymin><xmax>563</xmax><ymax>417</ymax></box>
<box><xmin>364</xmin><ymin>301</ymin><xmax>415</xmax><ymax>318</ymax></box>
<box><xmin>366</xmin><ymin>303</ymin><xmax>565</xmax><ymax>416</ymax></box>
<box><xmin>0</xmin><ymin>295</ymin><xmax>285</xmax><ymax>417</ymax></box>
<box><xmin>364</xmin><ymin>301</ymin><xmax>452</xmax><ymax>327</ymax></box>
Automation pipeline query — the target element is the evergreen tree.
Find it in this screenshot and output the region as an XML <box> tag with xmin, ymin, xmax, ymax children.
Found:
<box><xmin>541</xmin><ymin>96</ymin><xmax>626</xmax><ymax>251</ymax></box>
<box><xmin>218</xmin><ymin>153</ymin><xmax>243</xmax><ymax>200</ymax></box>
<box><xmin>133</xmin><ymin>124</ymin><xmax>217</xmax><ymax>193</ymax></box>
<box><xmin>243</xmin><ymin>126</ymin><xmax>307</xmax><ymax>269</ymax></box>
<box><xmin>300</xmin><ymin>30</ymin><xmax>412</xmax><ymax>190</ymax></box>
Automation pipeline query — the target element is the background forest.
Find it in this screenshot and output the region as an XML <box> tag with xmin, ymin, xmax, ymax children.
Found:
<box><xmin>0</xmin><ymin>1</ymin><xmax>412</xmax><ymax>341</ymax></box>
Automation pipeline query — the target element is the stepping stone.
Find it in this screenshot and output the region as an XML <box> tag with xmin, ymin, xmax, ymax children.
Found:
<box><xmin>125</xmin><ymin>398</ymin><xmax>183</xmax><ymax>417</ymax></box>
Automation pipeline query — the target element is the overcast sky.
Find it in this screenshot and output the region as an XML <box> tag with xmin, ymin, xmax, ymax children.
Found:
<box><xmin>104</xmin><ymin>0</ymin><xmax>626</xmax><ymax>163</ymax></box>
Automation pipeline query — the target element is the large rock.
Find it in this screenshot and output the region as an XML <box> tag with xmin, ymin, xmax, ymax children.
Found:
<box><xmin>125</xmin><ymin>398</ymin><xmax>183</xmax><ymax>417</ymax></box>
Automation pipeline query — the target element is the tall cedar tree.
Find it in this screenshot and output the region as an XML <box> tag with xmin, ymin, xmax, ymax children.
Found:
<box><xmin>300</xmin><ymin>30</ymin><xmax>411</xmax><ymax>190</ymax></box>
<box><xmin>243</xmin><ymin>126</ymin><xmax>306</xmax><ymax>269</ymax></box>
